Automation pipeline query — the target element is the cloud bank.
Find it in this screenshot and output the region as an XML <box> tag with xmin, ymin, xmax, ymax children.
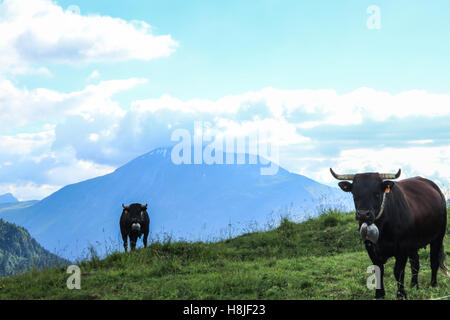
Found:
<box><xmin>2</xmin><ymin>82</ymin><xmax>450</xmax><ymax>199</ymax></box>
<box><xmin>0</xmin><ymin>0</ymin><xmax>177</xmax><ymax>74</ymax></box>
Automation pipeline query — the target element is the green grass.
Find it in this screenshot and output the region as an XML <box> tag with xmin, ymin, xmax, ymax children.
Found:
<box><xmin>0</xmin><ymin>209</ymin><xmax>449</xmax><ymax>300</ymax></box>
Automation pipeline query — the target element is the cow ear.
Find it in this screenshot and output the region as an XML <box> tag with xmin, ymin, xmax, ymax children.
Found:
<box><xmin>382</xmin><ymin>180</ymin><xmax>395</xmax><ymax>193</ymax></box>
<box><xmin>338</xmin><ymin>181</ymin><xmax>353</xmax><ymax>192</ymax></box>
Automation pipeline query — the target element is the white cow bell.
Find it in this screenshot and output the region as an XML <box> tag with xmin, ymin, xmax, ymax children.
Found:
<box><xmin>360</xmin><ymin>222</ymin><xmax>379</xmax><ymax>244</ymax></box>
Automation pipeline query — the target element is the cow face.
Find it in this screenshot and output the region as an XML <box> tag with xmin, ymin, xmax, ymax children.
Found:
<box><xmin>122</xmin><ymin>203</ymin><xmax>148</xmax><ymax>237</ymax></box>
<box><xmin>337</xmin><ymin>173</ymin><xmax>395</xmax><ymax>224</ymax></box>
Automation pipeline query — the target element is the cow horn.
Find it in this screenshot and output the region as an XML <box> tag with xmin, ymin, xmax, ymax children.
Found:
<box><xmin>141</xmin><ymin>204</ymin><xmax>147</xmax><ymax>209</ymax></box>
<box><xmin>122</xmin><ymin>204</ymin><xmax>129</xmax><ymax>210</ymax></box>
<box><xmin>330</xmin><ymin>168</ymin><xmax>355</xmax><ymax>181</ymax></box>
<box><xmin>379</xmin><ymin>169</ymin><xmax>401</xmax><ymax>180</ymax></box>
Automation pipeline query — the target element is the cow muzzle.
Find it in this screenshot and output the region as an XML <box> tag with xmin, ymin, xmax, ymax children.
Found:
<box><xmin>131</xmin><ymin>223</ymin><xmax>141</xmax><ymax>232</ymax></box>
<box><xmin>360</xmin><ymin>222</ymin><xmax>379</xmax><ymax>244</ymax></box>
<box><xmin>355</xmin><ymin>209</ymin><xmax>375</xmax><ymax>224</ymax></box>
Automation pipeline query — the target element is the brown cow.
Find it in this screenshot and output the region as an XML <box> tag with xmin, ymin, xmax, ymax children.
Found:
<box><xmin>331</xmin><ymin>168</ymin><xmax>450</xmax><ymax>299</ymax></box>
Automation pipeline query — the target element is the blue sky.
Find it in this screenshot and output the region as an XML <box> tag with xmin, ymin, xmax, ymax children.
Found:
<box><xmin>16</xmin><ymin>0</ymin><xmax>450</xmax><ymax>100</ymax></box>
<box><xmin>1</xmin><ymin>0</ymin><xmax>450</xmax><ymax>200</ymax></box>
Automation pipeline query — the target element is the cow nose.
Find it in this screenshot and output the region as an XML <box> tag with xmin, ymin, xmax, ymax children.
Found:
<box><xmin>356</xmin><ymin>209</ymin><xmax>372</xmax><ymax>221</ymax></box>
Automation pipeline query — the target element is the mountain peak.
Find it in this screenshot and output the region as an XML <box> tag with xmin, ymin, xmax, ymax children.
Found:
<box><xmin>0</xmin><ymin>193</ymin><xmax>18</xmax><ymax>204</ymax></box>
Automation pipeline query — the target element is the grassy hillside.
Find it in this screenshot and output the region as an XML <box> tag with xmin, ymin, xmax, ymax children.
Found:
<box><xmin>0</xmin><ymin>219</ymin><xmax>69</xmax><ymax>277</ymax></box>
<box><xmin>0</xmin><ymin>209</ymin><xmax>448</xmax><ymax>300</ymax></box>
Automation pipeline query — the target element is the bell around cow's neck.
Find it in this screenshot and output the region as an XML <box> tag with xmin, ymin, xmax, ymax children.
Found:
<box><xmin>360</xmin><ymin>222</ymin><xmax>379</xmax><ymax>244</ymax></box>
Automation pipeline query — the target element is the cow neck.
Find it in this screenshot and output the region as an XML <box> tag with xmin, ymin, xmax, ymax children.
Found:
<box><xmin>375</xmin><ymin>191</ymin><xmax>388</xmax><ymax>221</ymax></box>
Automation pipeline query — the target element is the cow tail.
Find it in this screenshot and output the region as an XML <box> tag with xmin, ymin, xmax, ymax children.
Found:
<box><xmin>439</xmin><ymin>244</ymin><xmax>450</xmax><ymax>278</ymax></box>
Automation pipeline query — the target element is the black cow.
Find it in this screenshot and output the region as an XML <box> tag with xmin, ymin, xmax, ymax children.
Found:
<box><xmin>331</xmin><ymin>168</ymin><xmax>450</xmax><ymax>299</ymax></box>
<box><xmin>120</xmin><ymin>203</ymin><xmax>150</xmax><ymax>252</ymax></box>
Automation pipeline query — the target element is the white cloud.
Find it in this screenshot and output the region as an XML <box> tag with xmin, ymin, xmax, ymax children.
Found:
<box><xmin>0</xmin><ymin>182</ymin><xmax>61</xmax><ymax>202</ymax></box>
<box><xmin>0</xmin><ymin>77</ymin><xmax>146</xmax><ymax>130</ymax></box>
<box><xmin>213</xmin><ymin>118</ymin><xmax>310</xmax><ymax>147</ymax></box>
<box><xmin>0</xmin><ymin>0</ymin><xmax>178</xmax><ymax>73</ymax></box>
<box><xmin>407</xmin><ymin>139</ymin><xmax>434</xmax><ymax>145</ymax></box>
<box><xmin>130</xmin><ymin>87</ymin><xmax>450</xmax><ymax>127</ymax></box>
<box><xmin>332</xmin><ymin>146</ymin><xmax>450</xmax><ymax>180</ymax></box>
<box><xmin>320</xmin><ymin>146</ymin><xmax>450</xmax><ymax>196</ymax></box>
<box><xmin>0</xmin><ymin>130</ymin><xmax>54</xmax><ymax>155</ymax></box>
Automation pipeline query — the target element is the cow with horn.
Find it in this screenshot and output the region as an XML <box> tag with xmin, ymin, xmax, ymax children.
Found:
<box><xmin>331</xmin><ymin>168</ymin><xmax>449</xmax><ymax>299</ymax></box>
<box><xmin>120</xmin><ymin>203</ymin><xmax>150</xmax><ymax>252</ymax></box>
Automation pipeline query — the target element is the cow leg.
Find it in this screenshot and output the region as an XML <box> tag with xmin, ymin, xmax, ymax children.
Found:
<box><xmin>130</xmin><ymin>238</ymin><xmax>136</xmax><ymax>251</ymax></box>
<box><xmin>122</xmin><ymin>234</ymin><xmax>128</xmax><ymax>252</ymax></box>
<box><xmin>409</xmin><ymin>251</ymin><xmax>420</xmax><ymax>289</ymax></box>
<box><xmin>394</xmin><ymin>255</ymin><xmax>408</xmax><ymax>299</ymax></box>
<box><xmin>430</xmin><ymin>238</ymin><xmax>443</xmax><ymax>287</ymax></box>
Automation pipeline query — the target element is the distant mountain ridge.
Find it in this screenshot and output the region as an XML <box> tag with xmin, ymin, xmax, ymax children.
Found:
<box><xmin>0</xmin><ymin>147</ymin><xmax>352</xmax><ymax>260</ymax></box>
